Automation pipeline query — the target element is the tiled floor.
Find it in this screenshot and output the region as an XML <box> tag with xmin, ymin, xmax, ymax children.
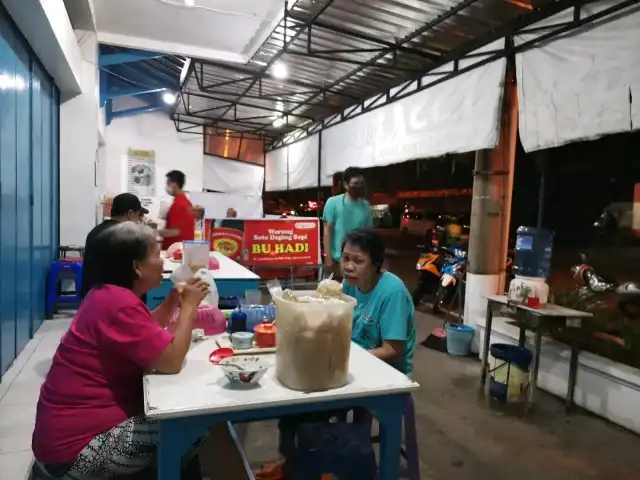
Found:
<box><xmin>0</xmin><ymin>315</ymin><xmax>73</xmax><ymax>479</ymax></box>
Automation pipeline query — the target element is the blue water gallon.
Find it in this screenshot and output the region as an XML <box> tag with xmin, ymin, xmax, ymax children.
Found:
<box><xmin>513</xmin><ymin>226</ymin><xmax>554</xmax><ymax>279</ymax></box>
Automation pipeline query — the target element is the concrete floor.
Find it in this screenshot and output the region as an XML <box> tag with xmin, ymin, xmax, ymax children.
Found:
<box><xmin>238</xmin><ymin>310</ymin><xmax>640</xmax><ymax>479</ymax></box>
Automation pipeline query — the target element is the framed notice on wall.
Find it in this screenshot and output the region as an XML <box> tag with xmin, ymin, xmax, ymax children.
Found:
<box><xmin>127</xmin><ymin>149</ymin><xmax>156</xmax><ymax>198</ymax></box>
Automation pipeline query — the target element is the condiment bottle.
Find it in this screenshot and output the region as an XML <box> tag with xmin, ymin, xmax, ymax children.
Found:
<box><xmin>230</xmin><ymin>307</ymin><xmax>247</xmax><ymax>333</ymax></box>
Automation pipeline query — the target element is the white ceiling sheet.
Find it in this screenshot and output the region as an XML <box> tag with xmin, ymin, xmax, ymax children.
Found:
<box><xmin>515</xmin><ymin>0</ymin><xmax>640</xmax><ymax>151</ymax></box>
<box><xmin>190</xmin><ymin>191</ymin><xmax>263</xmax><ymax>219</ymax></box>
<box><xmin>265</xmin><ymin>147</ymin><xmax>288</xmax><ymax>192</ymax></box>
<box><xmin>321</xmin><ymin>40</ymin><xmax>506</xmax><ymax>178</ymax></box>
<box><xmin>287</xmin><ymin>134</ymin><xmax>319</xmax><ymax>190</ymax></box>
<box><xmin>202</xmin><ymin>155</ymin><xmax>264</xmax><ymax>196</ymax></box>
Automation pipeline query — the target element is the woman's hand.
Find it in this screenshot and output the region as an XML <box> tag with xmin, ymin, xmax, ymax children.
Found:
<box><xmin>180</xmin><ymin>278</ymin><xmax>209</xmax><ymax>310</ymax></box>
<box><xmin>164</xmin><ymin>287</ymin><xmax>181</xmax><ymax>310</ymax></box>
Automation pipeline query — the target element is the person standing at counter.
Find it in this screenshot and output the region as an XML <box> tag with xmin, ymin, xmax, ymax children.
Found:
<box><xmin>161</xmin><ymin>170</ymin><xmax>195</xmax><ymax>250</ymax></box>
<box><xmin>81</xmin><ymin>193</ymin><xmax>148</xmax><ymax>299</ymax></box>
<box><xmin>322</xmin><ymin>167</ymin><xmax>372</xmax><ymax>279</ymax></box>
<box><xmin>220</xmin><ymin>207</ymin><xmax>244</xmax><ymax>231</ymax></box>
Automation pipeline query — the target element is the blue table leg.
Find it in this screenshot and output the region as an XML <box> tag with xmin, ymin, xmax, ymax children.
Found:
<box><xmin>368</xmin><ymin>394</ymin><xmax>404</xmax><ymax>480</ymax></box>
<box><xmin>157</xmin><ymin>421</ymin><xmax>183</xmax><ymax>479</ymax></box>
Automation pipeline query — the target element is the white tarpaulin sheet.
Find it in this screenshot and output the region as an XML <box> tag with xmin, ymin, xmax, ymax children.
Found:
<box><xmin>320</xmin><ymin>40</ymin><xmax>506</xmax><ymax>180</ymax></box>
<box><xmin>202</xmin><ymin>155</ymin><xmax>264</xmax><ymax>195</ymax></box>
<box><xmin>516</xmin><ymin>1</ymin><xmax>640</xmax><ymax>151</ymax></box>
<box><xmin>287</xmin><ymin>134</ymin><xmax>319</xmax><ymax>190</ymax></box>
<box><xmin>265</xmin><ymin>134</ymin><xmax>326</xmax><ymax>191</ymax></box>
<box><xmin>265</xmin><ymin>147</ymin><xmax>287</xmax><ymax>192</ymax></box>
<box><xmin>189</xmin><ymin>191</ymin><xmax>263</xmax><ymax>219</ymax></box>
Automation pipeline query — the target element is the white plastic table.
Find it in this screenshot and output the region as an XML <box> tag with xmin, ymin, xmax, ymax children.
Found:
<box><xmin>146</xmin><ymin>252</ymin><xmax>260</xmax><ymax>309</ymax></box>
<box><xmin>144</xmin><ymin>338</ymin><xmax>419</xmax><ymax>479</ymax></box>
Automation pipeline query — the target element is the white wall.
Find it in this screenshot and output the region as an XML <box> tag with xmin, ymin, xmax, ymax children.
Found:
<box><xmin>102</xmin><ymin>111</ymin><xmax>203</xmax><ymax>219</ymax></box>
<box><xmin>59</xmin><ymin>30</ymin><xmax>99</xmax><ymax>246</ymax></box>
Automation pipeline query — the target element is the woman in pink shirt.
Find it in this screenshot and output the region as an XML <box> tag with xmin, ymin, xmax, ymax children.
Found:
<box><xmin>32</xmin><ymin>222</ymin><xmax>209</xmax><ymax>478</ymax></box>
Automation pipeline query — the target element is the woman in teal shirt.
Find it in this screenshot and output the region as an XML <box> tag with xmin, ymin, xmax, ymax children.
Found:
<box><xmin>278</xmin><ymin>229</ymin><xmax>415</xmax><ymax>462</ymax></box>
<box><xmin>341</xmin><ymin>229</ymin><xmax>416</xmax><ymax>375</ymax></box>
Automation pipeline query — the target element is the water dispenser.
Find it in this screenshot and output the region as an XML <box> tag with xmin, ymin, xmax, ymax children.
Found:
<box><xmin>508</xmin><ymin>226</ymin><xmax>554</xmax><ymax>306</ymax></box>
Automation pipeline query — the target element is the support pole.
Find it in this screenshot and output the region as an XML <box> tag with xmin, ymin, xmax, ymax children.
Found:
<box><xmin>537</xmin><ymin>152</ymin><xmax>547</xmax><ymax>229</ymax></box>
<box><xmin>317</xmin><ymin>132</ymin><xmax>323</xmax><ymax>219</ymax></box>
<box><xmin>464</xmin><ymin>70</ymin><xmax>518</xmax><ymax>353</ymax></box>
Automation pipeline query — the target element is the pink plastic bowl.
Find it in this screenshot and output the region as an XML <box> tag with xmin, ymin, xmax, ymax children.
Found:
<box><xmin>167</xmin><ymin>305</ymin><xmax>227</xmax><ymax>336</ymax></box>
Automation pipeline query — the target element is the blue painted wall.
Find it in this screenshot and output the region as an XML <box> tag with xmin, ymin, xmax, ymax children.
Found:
<box><xmin>0</xmin><ymin>5</ymin><xmax>60</xmax><ymax>377</ymax></box>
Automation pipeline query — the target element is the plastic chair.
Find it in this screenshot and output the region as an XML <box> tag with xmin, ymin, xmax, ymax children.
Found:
<box><xmin>294</xmin><ymin>422</ymin><xmax>377</xmax><ymax>480</ymax></box>
<box><xmin>46</xmin><ymin>260</ymin><xmax>83</xmax><ymax>319</ymax></box>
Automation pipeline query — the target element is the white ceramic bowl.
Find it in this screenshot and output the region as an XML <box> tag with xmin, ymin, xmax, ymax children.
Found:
<box><xmin>219</xmin><ymin>356</ymin><xmax>270</xmax><ymax>386</ymax></box>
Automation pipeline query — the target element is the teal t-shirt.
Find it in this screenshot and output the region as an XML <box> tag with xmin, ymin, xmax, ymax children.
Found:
<box><xmin>343</xmin><ymin>272</ymin><xmax>416</xmax><ymax>375</ymax></box>
<box><xmin>323</xmin><ymin>194</ymin><xmax>372</xmax><ymax>261</ymax></box>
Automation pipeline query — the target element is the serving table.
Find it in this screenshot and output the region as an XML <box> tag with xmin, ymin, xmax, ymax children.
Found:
<box><xmin>144</xmin><ymin>338</ymin><xmax>419</xmax><ymax>479</ymax></box>
<box><xmin>146</xmin><ymin>251</ymin><xmax>260</xmax><ymax>309</ymax></box>
<box><xmin>480</xmin><ymin>295</ymin><xmax>592</xmax><ymax>411</ymax></box>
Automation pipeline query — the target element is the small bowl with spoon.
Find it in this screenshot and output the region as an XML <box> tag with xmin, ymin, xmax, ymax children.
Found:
<box><xmin>218</xmin><ymin>356</ymin><xmax>270</xmax><ymax>386</ymax></box>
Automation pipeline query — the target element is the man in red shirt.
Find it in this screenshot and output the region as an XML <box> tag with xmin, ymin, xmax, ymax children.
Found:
<box><xmin>161</xmin><ymin>170</ymin><xmax>195</xmax><ymax>250</ymax></box>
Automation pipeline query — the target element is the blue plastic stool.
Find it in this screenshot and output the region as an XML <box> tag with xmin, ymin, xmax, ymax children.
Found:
<box><xmin>294</xmin><ymin>422</ymin><xmax>377</xmax><ymax>479</ymax></box>
<box><xmin>46</xmin><ymin>260</ymin><xmax>83</xmax><ymax>319</ymax></box>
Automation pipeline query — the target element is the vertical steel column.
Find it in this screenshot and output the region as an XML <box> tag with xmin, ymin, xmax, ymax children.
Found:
<box><xmin>317</xmin><ymin>131</ymin><xmax>322</xmax><ymax>218</ymax></box>
<box><xmin>537</xmin><ymin>152</ymin><xmax>547</xmax><ymax>229</ymax></box>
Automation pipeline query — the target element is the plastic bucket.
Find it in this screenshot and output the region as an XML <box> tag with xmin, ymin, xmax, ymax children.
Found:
<box><xmin>445</xmin><ymin>323</ymin><xmax>474</xmax><ymax>356</ymax></box>
<box><xmin>488</xmin><ymin>343</ymin><xmax>533</xmax><ymax>403</ymax></box>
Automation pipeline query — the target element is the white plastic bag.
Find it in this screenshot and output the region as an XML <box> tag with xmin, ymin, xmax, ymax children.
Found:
<box><xmin>170</xmin><ymin>265</ymin><xmax>219</xmax><ymax>306</ymax></box>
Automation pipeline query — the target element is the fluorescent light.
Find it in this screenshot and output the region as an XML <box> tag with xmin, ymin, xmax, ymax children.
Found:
<box><xmin>272</xmin><ymin>117</ymin><xmax>286</xmax><ymax>128</ymax></box>
<box><xmin>272</xmin><ymin>62</ymin><xmax>288</xmax><ymax>79</ymax></box>
<box><xmin>162</xmin><ymin>92</ymin><xmax>176</xmax><ymax>104</ymax></box>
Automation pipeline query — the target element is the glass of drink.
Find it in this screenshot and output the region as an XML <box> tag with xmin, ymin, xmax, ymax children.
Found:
<box><xmin>183</xmin><ymin>240</ymin><xmax>210</xmax><ymax>273</ymax></box>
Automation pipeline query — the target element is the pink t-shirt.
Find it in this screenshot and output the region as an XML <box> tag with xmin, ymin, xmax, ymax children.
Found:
<box><xmin>32</xmin><ymin>284</ymin><xmax>174</xmax><ymax>465</ymax></box>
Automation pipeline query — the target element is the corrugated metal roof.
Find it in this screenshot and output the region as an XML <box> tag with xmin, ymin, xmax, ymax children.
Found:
<box><xmin>174</xmin><ymin>0</ymin><xmax>552</xmax><ymax>139</ymax></box>
<box><xmin>101</xmin><ymin>45</ymin><xmax>185</xmax><ymax>89</ymax></box>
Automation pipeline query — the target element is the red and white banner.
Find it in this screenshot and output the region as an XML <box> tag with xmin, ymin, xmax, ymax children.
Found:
<box><xmin>206</xmin><ymin>218</ymin><xmax>321</xmax><ymax>267</ymax></box>
<box><xmin>243</xmin><ymin>219</ymin><xmax>320</xmax><ymax>266</ymax></box>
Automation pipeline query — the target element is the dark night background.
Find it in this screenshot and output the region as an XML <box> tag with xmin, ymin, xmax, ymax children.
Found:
<box><xmin>265</xmin><ymin>130</ymin><xmax>640</xmax><ymax>248</ymax></box>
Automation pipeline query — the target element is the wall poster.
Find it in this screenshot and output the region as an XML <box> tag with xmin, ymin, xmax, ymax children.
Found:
<box><xmin>127</xmin><ymin>148</ymin><xmax>156</xmax><ymax>199</ymax></box>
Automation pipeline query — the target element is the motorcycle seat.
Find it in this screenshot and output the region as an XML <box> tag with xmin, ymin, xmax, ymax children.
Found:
<box><xmin>615</xmin><ymin>282</ymin><xmax>640</xmax><ymax>297</ymax></box>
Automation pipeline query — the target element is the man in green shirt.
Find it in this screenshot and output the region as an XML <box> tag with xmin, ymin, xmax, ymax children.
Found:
<box><xmin>322</xmin><ymin>167</ymin><xmax>372</xmax><ymax>278</ymax></box>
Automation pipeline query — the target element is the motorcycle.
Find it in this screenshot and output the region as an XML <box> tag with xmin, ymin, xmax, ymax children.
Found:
<box><xmin>412</xmin><ymin>243</ymin><xmax>447</xmax><ymax>308</ymax></box>
<box><xmin>433</xmin><ymin>247</ymin><xmax>467</xmax><ymax>313</ymax></box>
<box><xmin>571</xmin><ymin>253</ymin><xmax>640</xmax><ymax>319</ymax></box>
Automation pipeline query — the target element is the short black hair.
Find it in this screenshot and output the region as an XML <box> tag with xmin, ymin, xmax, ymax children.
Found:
<box><xmin>343</xmin><ymin>167</ymin><xmax>364</xmax><ymax>185</ymax></box>
<box><xmin>166</xmin><ymin>170</ymin><xmax>186</xmax><ymax>189</ymax></box>
<box><xmin>342</xmin><ymin>228</ymin><xmax>385</xmax><ymax>271</ymax></box>
<box><xmin>90</xmin><ymin>222</ymin><xmax>157</xmax><ymax>290</ymax></box>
